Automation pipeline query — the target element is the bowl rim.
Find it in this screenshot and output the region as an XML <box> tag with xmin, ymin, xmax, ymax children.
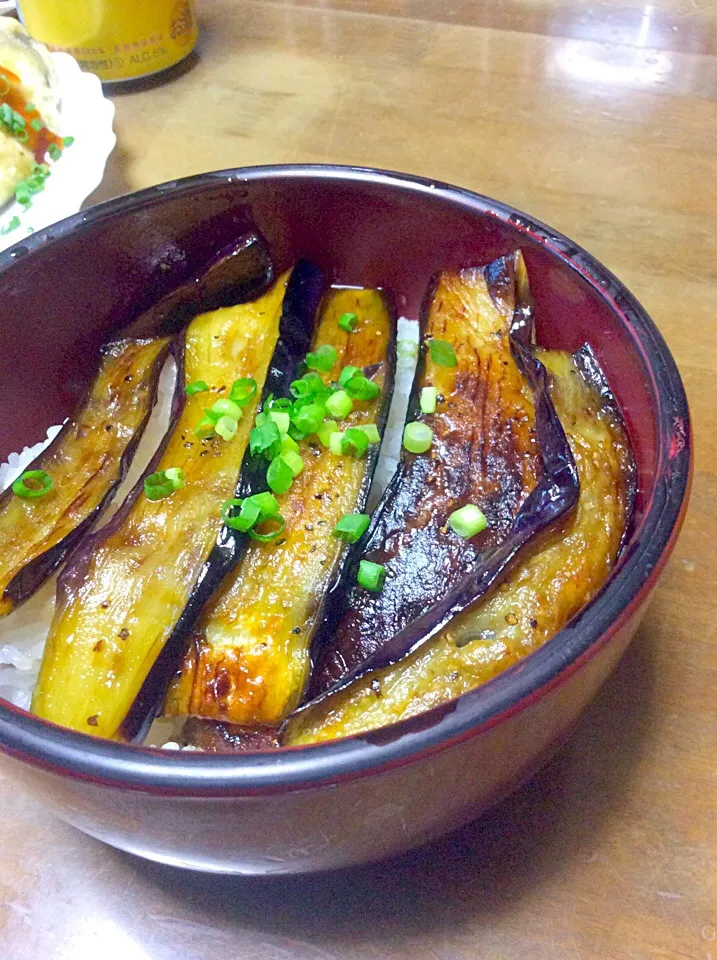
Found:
<box><xmin>0</xmin><ymin>163</ymin><xmax>692</xmax><ymax>795</ymax></box>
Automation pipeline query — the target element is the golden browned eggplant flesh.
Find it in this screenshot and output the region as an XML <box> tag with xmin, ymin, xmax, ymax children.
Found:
<box><xmin>31</xmin><ymin>273</ymin><xmax>291</xmax><ymax>738</ymax></box>
<box><xmin>0</xmin><ymin>337</ymin><xmax>169</xmax><ymax>618</ymax></box>
<box><xmin>284</xmin><ymin>346</ymin><xmax>635</xmax><ymax>745</ymax></box>
<box><xmin>310</xmin><ymin>254</ymin><xmax>540</xmax><ymax>695</ymax></box>
<box><xmin>164</xmin><ymin>287</ymin><xmax>395</xmax><ymax>731</ymax></box>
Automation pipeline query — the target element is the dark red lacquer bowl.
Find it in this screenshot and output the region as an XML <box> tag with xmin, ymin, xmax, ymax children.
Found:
<box><xmin>0</xmin><ymin>166</ymin><xmax>691</xmax><ymax>874</ymax></box>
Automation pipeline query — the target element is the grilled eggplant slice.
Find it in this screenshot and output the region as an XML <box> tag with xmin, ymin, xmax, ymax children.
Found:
<box><xmin>310</xmin><ymin>253</ymin><xmax>541</xmax><ymax>695</ymax></box>
<box><xmin>283</xmin><ymin>345</ymin><xmax>634</xmax><ymax>745</ymax></box>
<box><xmin>32</xmin><ymin>272</ymin><xmax>297</xmax><ymax>738</ymax></box>
<box><xmin>0</xmin><ymin>338</ymin><xmax>169</xmax><ymax>618</ymax></box>
<box><xmin>164</xmin><ymin>288</ymin><xmax>395</xmax><ymax>735</ymax></box>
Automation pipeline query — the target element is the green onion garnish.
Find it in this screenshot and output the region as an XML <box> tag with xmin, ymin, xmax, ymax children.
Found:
<box><xmin>357</xmin><ymin>423</ymin><xmax>380</xmax><ymax>444</ymax></box>
<box><xmin>420</xmin><ymin>387</ymin><xmax>437</xmax><ymax>414</ymax></box>
<box><xmin>332</xmin><ymin>513</ymin><xmax>370</xmax><ymax>543</ymax></box>
<box><xmin>448</xmin><ymin>504</ymin><xmax>488</xmax><ymax>539</ymax></box>
<box><xmin>265</xmin><ymin>395</ymin><xmax>292</xmax><ymax>412</ymax></box>
<box><xmin>144</xmin><ymin>470</ymin><xmax>181</xmax><ymax>501</ymax></box>
<box><xmin>317</xmin><ymin>419</ymin><xmax>339</xmax><ymax>447</ymax></box>
<box><xmin>62</xmin><ymin>136</ymin><xmax>74</xmax><ymax>147</ymax></box>
<box><xmin>329</xmin><ymin>431</ymin><xmax>344</xmax><ymax>456</ymax></box>
<box><xmin>229</xmin><ymin>377</ymin><xmax>257</xmax><ymax>407</ymax></box>
<box><xmin>194</xmin><ymin>414</ymin><xmax>217</xmax><ymax>439</ymax></box>
<box><xmin>1</xmin><ymin>216</ymin><xmax>20</xmax><ymax>235</ymax></box>
<box><xmin>341</xmin><ymin>428</ymin><xmax>370</xmax><ymax>458</ymax></box>
<box><xmin>48</xmin><ymin>143</ymin><xmax>62</xmax><ymax>161</ymax></box>
<box><xmin>267</xmin><ymin>455</ymin><xmax>294</xmax><ymax>494</ymax></box>
<box><xmin>339</xmin><ymin>365</ymin><xmax>361</xmax><ymax>388</ymax></box>
<box><xmin>282</xmin><ymin>450</ymin><xmax>304</xmax><ymax>477</ymax></box>
<box><xmin>357</xmin><ymin>559</ymin><xmax>385</xmax><ymax>592</ymax></box>
<box><xmin>12</xmin><ymin>469</ymin><xmax>53</xmax><ymax>499</ymax></box>
<box><xmin>339</xmin><ymin>312</ymin><xmax>358</xmax><ymax>332</ymax></box>
<box><xmin>290</xmin><ymin>372</ymin><xmax>327</xmax><ymax>400</ymax></box>
<box><xmin>215</xmin><ymin>415</ymin><xmax>238</xmax><ymax>441</ymax></box>
<box><xmin>221</xmin><ymin>497</ymin><xmax>261</xmax><ymax>532</ymax></box>
<box><xmin>250</xmin><ymin>421</ymin><xmax>282</xmax><ymax>459</ymax></box>
<box><xmin>210</xmin><ymin>398</ymin><xmax>243</xmax><ymax>421</ymax></box>
<box><xmin>429</xmin><ymin>339</ymin><xmax>457</xmax><ymax>367</ymax></box>
<box><xmin>326</xmin><ymin>389</ymin><xmax>353</xmax><ymax>420</ymax></box>
<box><xmin>280</xmin><ymin>434</ymin><xmax>300</xmax><ymax>456</ymax></box>
<box><xmin>403</xmin><ymin>422</ymin><xmax>433</xmax><ymax>453</ymax></box>
<box><xmin>249</xmin><ymin>514</ymin><xmax>286</xmax><ymax>542</ymax></box>
<box><xmin>269</xmin><ymin>410</ymin><xmax>291</xmax><ymax>436</ymax></box>
<box><xmin>186</xmin><ymin>380</ymin><xmax>209</xmax><ymax>397</ymax></box>
<box><xmin>305</xmin><ymin>344</ymin><xmax>338</xmax><ymax>373</ymax></box>
<box><xmin>30</xmin><ymin>118</ymin><xmax>43</xmax><ymax>132</ymax></box>
<box><xmin>164</xmin><ymin>467</ymin><xmax>186</xmax><ymax>490</ymax></box>
<box><xmin>249</xmin><ymin>491</ymin><xmax>280</xmax><ymax>517</ymax></box>
<box><xmin>24</xmin><ymin>102</ymin><xmax>35</xmax><ymax>112</ymax></box>
<box><xmin>291</xmin><ymin>402</ymin><xmax>325</xmax><ymax>437</ymax></box>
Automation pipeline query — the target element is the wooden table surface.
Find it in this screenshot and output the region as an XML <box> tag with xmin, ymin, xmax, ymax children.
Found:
<box><xmin>2</xmin><ymin>1</ymin><xmax>716</xmax><ymax>957</ymax></box>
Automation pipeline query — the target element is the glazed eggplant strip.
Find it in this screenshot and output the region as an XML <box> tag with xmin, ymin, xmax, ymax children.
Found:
<box><xmin>309</xmin><ymin>253</ymin><xmax>541</xmax><ymax>696</ymax></box>
<box><xmin>164</xmin><ymin>288</ymin><xmax>395</xmax><ymax>738</ymax></box>
<box><xmin>32</xmin><ymin>271</ymin><xmax>298</xmax><ymax>738</ymax></box>
<box><xmin>283</xmin><ymin>345</ymin><xmax>634</xmax><ymax>745</ymax></box>
<box><xmin>0</xmin><ymin>338</ymin><xmax>170</xmax><ymax>619</ymax></box>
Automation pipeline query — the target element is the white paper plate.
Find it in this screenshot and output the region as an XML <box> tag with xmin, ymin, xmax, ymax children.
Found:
<box><xmin>0</xmin><ymin>51</ymin><xmax>116</xmax><ymax>251</ymax></box>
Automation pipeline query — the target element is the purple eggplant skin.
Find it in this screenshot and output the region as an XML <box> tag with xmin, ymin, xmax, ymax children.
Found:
<box><xmin>291</xmin><ymin>331</ymin><xmax>579</xmax><ymax>716</ymax></box>
<box><xmin>0</xmin><ymin>338</ymin><xmax>171</xmax><ymax>617</ymax></box>
<box><xmin>307</xmin><ymin>252</ymin><xmax>543</xmax><ymax>697</ymax></box>
<box><xmin>122</xmin><ymin>232</ymin><xmax>273</xmax><ymax>339</ymax></box>
<box><xmin>120</xmin><ymin>260</ymin><xmax>327</xmax><ymax>740</ymax></box>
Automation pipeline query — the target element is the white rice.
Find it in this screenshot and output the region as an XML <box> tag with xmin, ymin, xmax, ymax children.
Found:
<box><xmin>0</xmin><ymin>323</ymin><xmax>419</xmax><ymax>728</ymax></box>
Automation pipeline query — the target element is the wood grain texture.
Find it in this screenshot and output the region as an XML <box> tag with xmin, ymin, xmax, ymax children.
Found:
<box><xmin>1</xmin><ymin>0</ymin><xmax>715</xmax><ymax>957</ymax></box>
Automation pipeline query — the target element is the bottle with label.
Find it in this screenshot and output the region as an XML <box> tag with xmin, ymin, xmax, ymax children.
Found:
<box><xmin>15</xmin><ymin>0</ymin><xmax>198</xmax><ymax>83</ymax></box>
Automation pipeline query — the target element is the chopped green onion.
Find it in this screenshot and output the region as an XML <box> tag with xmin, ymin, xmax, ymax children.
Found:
<box><xmin>14</xmin><ymin>183</ymin><xmax>30</xmax><ymax>207</ymax></box>
<box><xmin>429</xmin><ymin>338</ymin><xmax>457</xmax><ymax>368</ymax></box>
<box><xmin>332</xmin><ymin>513</ymin><xmax>370</xmax><ymax>543</ymax></box>
<box><xmin>12</xmin><ymin>469</ymin><xmax>53</xmax><ymax>499</ymax></box>
<box><xmin>339</xmin><ymin>312</ymin><xmax>358</xmax><ymax>332</ymax></box>
<box><xmin>267</xmin><ymin>455</ymin><xmax>294</xmax><ymax>494</ymax></box>
<box><xmin>291</xmin><ymin>402</ymin><xmax>325</xmax><ymax>437</ymax></box>
<box><xmin>265</xmin><ymin>395</ymin><xmax>292</xmax><ymax>412</ymax></box>
<box><xmin>420</xmin><ymin>387</ymin><xmax>438</xmax><ymax>414</ymax></box>
<box><xmin>164</xmin><ymin>467</ymin><xmax>186</xmax><ymax>490</ymax></box>
<box><xmin>282</xmin><ymin>450</ymin><xmax>304</xmax><ymax>477</ymax></box>
<box><xmin>194</xmin><ymin>414</ymin><xmax>217</xmax><ymax>439</ymax></box>
<box><xmin>24</xmin><ymin>102</ymin><xmax>35</xmax><ymax>112</ymax></box>
<box><xmin>144</xmin><ymin>471</ymin><xmax>177</xmax><ymax>501</ymax></box>
<box><xmin>48</xmin><ymin>143</ymin><xmax>62</xmax><ymax>161</ymax></box>
<box><xmin>358</xmin><ymin>559</ymin><xmax>385</xmax><ymax>592</ymax></box>
<box><xmin>186</xmin><ymin>379</ymin><xmax>209</xmax><ymax>397</ymax></box>
<box><xmin>229</xmin><ymin>377</ymin><xmax>257</xmax><ymax>407</ymax></box>
<box><xmin>62</xmin><ymin>136</ymin><xmax>74</xmax><ymax>147</ymax></box>
<box><xmin>250</xmin><ymin>421</ymin><xmax>281</xmax><ymax>459</ymax></box>
<box><xmin>345</xmin><ymin>375</ymin><xmax>380</xmax><ymax>402</ymax></box>
<box><xmin>448</xmin><ymin>504</ymin><xmax>488</xmax><ymax>539</ymax></box>
<box><xmin>403</xmin><ymin>421</ymin><xmax>433</xmax><ymax>454</ymax></box>
<box><xmin>215</xmin><ymin>415</ymin><xmax>238</xmax><ymax>441</ymax></box>
<box><xmin>221</xmin><ymin>497</ymin><xmax>261</xmax><ymax>532</ymax></box>
<box><xmin>317</xmin><ymin>419</ymin><xmax>339</xmax><ymax>448</ymax></box>
<box><xmin>269</xmin><ymin>410</ymin><xmax>291</xmax><ymax>436</ymax></box>
<box><xmin>210</xmin><ymin>398</ymin><xmax>243</xmax><ymax>420</ymax></box>
<box><xmin>249</xmin><ymin>514</ymin><xmax>286</xmax><ymax>542</ymax></box>
<box><xmin>341</xmin><ymin>428</ymin><xmax>369</xmax><ymax>458</ymax></box>
<box><xmin>357</xmin><ymin>423</ymin><xmax>380</xmax><ymax>444</ymax></box>
<box><xmin>339</xmin><ymin>365</ymin><xmax>361</xmax><ymax>388</ymax></box>
<box><xmin>305</xmin><ymin>344</ymin><xmax>338</xmax><ymax>373</ymax></box>
<box><xmin>397</xmin><ymin>339</ymin><xmax>419</xmax><ymax>360</ymax></box>
<box><xmin>329</xmin><ymin>431</ymin><xmax>344</xmax><ymax>456</ymax></box>
<box><xmin>290</xmin><ymin>372</ymin><xmax>326</xmax><ymax>400</ymax></box>
<box><xmin>247</xmin><ymin>491</ymin><xmax>280</xmax><ymax>517</ymax></box>
<box><xmin>326</xmin><ymin>389</ymin><xmax>353</xmax><ymax>419</ymax></box>
<box><xmin>30</xmin><ymin>118</ymin><xmax>43</xmax><ymax>132</ymax></box>
<box><xmin>280</xmin><ymin>434</ymin><xmax>300</xmax><ymax>456</ymax></box>
<box><xmin>1</xmin><ymin>216</ymin><xmax>20</xmax><ymax>235</ymax></box>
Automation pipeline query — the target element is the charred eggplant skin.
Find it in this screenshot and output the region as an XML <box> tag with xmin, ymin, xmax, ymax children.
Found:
<box><xmin>283</xmin><ymin>346</ymin><xmax>632</xmax><ymax>746</ymax></box>
<box><xmin>122</xmin><ymin>261</ymin><xmax>327</xmax><ymax>740</ymax></box>
<box><xmin>32</xmin><ymin>272</ymin><xmax>299</xmax><ymax>739</ymax></box>
<box><xmin>122</xmin><ymin>232</ymin><xmax>273</xmax><ymax>339</ymax></box>
<box><xmin>0</xmin><ymin>338</ymin><xmax>170</xmax><ymax>618</ymax></box>
<box><xmin>163</xmin><ymin>287</ymin><xmax>395</xmax><ymax>733</ymax></box>
<box><xmin>310</xmin><ymin>252</ymin><xmax>540</xmax><ymax>696</ymax></box>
